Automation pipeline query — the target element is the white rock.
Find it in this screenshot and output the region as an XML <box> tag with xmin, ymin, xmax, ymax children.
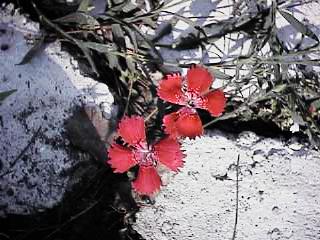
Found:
<box><xmin>133</xmin><ymin>131</ymin><xmax>320</xmax><ymax>240</ymax></box>
<box><xmin>288</xmin><ymin>143</ymin><xmax>303</xmax><ymax>151</ymax></box>
<box><xmin>0</xmin><ymin>5</ymin><xmax>113</xmax><ymax>216</ymax></box>
<box><xmin>290</xmin><ymin>123</ymin><xmax>300</xmax><ymax>133</ymax></box>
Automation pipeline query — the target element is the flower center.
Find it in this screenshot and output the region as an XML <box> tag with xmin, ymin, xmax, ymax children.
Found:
<box><xmin>133</xmin><ymin>143</ymin><xmax>156</xmax><ymax>167</ymax></box>
<box><xmin>184</xmin><ymin>90</ymin><xmax>206</xmax><ymax>108</ymax></box>
<box><xmin>182</xmin><ymin>81</ymin><xmax>206</xmax><ymax>108</ymax></box>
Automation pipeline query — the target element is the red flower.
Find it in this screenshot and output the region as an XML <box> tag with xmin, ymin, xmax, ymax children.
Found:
<box><xmin>158</xmin><ymin>66</ymin><xmax>226</xmax><ymax>138</ymax></box>
<box><xmin>107</xmin><ymin>116</ymin><xmax>184</xmax><ymax>196</ymax></box>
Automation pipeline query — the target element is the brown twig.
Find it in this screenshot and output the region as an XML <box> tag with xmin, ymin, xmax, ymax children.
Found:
<box><xmin>231</xmin><ymin>154</ymin><xmax>240</xmax><ymax>240</ymax></box>
<box><xmin>144</xmin><ymin>107</ymin><xmax>158</xmax><ymax>122</ymax></box>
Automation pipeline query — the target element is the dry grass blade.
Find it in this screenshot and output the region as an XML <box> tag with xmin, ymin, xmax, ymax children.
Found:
<box><xmin>231</xmin><ymin>154</ymin><xmax>240</xmax><ymax>240</ymax></box>
<box><xmin>124</xmin><ymin>76</ymin><xmax>134</xmax><ymax>114</ymax></box>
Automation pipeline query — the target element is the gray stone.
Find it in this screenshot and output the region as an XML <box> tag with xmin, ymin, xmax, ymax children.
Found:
<box><xmin>0</xmin><ymin>5</ymin><xmax>113</xmax><ymax>216</ymax></box>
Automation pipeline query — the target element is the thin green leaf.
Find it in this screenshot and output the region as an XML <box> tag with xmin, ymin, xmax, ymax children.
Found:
<box><xmin>108</xmin><ymin>0</ymin><xmax>131</xmax><ymax>12</ymax></box>
<box><xmin>123</xmin><ymin>26</ymin><xmax>138</xmax><ymax>51</ymax></box>
<box><xmin>105</xmin><ymin>14</ymin><xmax>163</xmax><ymax>62</ymax></box>
<box><xmin>126</xmin><ymin>57</ymin><xmax>136</xmax><ymax>72</ymax></box>
<box><xmin>0</xmin><ymin>89</ymin><xmax>17</xmax><ymax>104</ymax></box>
<box><xmin>160</xmin><ymin>0</ymin><xmax>190</xmax><ymax>11</ymax></box>
<box><xmin>112</xmin><ymin>24</ymin><xmax>126</xmax><ymax>49</ymax></box>
<box><xmin>122</xmin><ymin>2</ymin><xmax>138</xmax><ymax>13</ymax></box>
<box><xmin>77</xmin><ymin>0</ymin><xmax>91</xmax><ymax>12</ymax></box>
<box><xmin>105</xmin><ymin>52</ymin><xmax>120</xmax><ymax>70</ymax></box>
<box><xmin>32</xmin><ymin>2</ymin><xmax>99</xmax><ymax>76</ymax></box>
<box><xmin>162</xmin><ymin>11</ymin><xmax>197</xmax><ymax>29</ymax></box>
<box><xmin>79</xmin><ymin>40</ymin><xmax>126</xmax><ymax>70</ymax></box>
<box><xmin>141</xmin><ymin>17</ymin><xmax>157</xmax><ymax>28</ymax></box>
<box><xmin>75</xmin><ymin>41</ymin><xmax>100</xmax><ymax>75</ymax></box>
<box><xmin>271</xmin><ymin>84</ymin><xmax>287</xmax><ymax>93</ymax></box>
<box><xmin>78</xmin><ymin>38</ymin><xmax>121</xmax><ymax>71</ymax></box>
<box><xmin>208</xmin><ymin>67</ymin><xmax>233</xmax><ymax>80</ymax></box>
<box><xmin>54</xmin><ymin>12</ymin><xmax>99</xmax><ymax>26</ymax></box>
<box><xmin>80</xmin><ymin>41</ymin><xmax>116</xmax><ymax>53</ymax></box>
<box><xmin>16</xmin><ymin>34</ymin><xmax>45</xmax><ymax>65</ymax></box>
<box><xmin>151</xmin><ymin>22</ymin><xmax>173</xmax><ymax>42</ymax></box>
<box><xmin>121</xmin><ymin>26</ymin><xmax>138</xmax><ymax>72</ymax></box>
<box><xmin>279</xmin><ymin>9</ymin><xmax>319</xmax><ymax>43</ymax></box>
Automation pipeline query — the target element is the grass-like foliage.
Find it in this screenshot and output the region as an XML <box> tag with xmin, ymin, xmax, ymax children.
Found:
<box><xmin>19</xmin><ymin>0</ymin><xmax>320</xmax><ymax>147</ymax></box>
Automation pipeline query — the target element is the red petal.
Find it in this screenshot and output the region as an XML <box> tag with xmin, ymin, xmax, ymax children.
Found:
<box><xmin>132</xmin><ymin>166</ymin><xmax>161</xmax><ymax>196</ymax></box>
<box><xmin>154</xmin><ymin>137</ymin><xmax>184</xmax><ymax>171</ymax></box>
<box><xmin>163</xmin><ymin>108</ymin><xmax>203</xmax><ymax>139</ymax></box>
<box><xmin>107</xmin><ymin>144</ymin><xmax>137</xmax><ymax>173</ymax></box>
<box><xmin>157</xmin><ymin>74</ymin><xmax>185</xmax><ymax>105</ymax></box>
<box><xmin>203</xmin><ymin>89</ymin><xmax>226</xmax><ymax>117</ymax></box>
<box><xmin>186</xmin><ymin>66</ymin><xmax>213</xmax><ymax>94</ymax></box>
<box><xmin>175</xmin><ymin>108</ymin><xmax>203</xmax><ymax>138</ymax></box>
<box><xmin>118</xmin><ymin>116</ymin><xmax>146</xmax><ymax>145</ymax></box>
<box><xmin>162</xmin><ymin>112</ymin><xmax>180</xmax><ymax>139</ymax></box>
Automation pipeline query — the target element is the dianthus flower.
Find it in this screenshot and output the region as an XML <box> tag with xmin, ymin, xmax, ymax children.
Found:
<box><xmin>157</xmin><ymin>65</ymin><xmax>226</xmax><ymax>138</ymax></box>
<box><xmin>107</xmin><ymin>116</ymin><xmax>184</xmax><ymax>196</ymax></box>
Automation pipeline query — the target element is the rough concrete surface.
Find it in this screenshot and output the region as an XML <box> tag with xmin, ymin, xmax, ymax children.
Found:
<box><xmin>134</xmin><ymin>131</ymin><xmax>320</xmax><ymax>240</ymax></box>
<box><xmin>0</xmin><ymin>5</ymin><xmax>113</xmax><ymax>216</ymax></box>
<box><xmin>134</xmin><ymin>1</ymin><xmax>320</xmax><ymax>239</ymax></box>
